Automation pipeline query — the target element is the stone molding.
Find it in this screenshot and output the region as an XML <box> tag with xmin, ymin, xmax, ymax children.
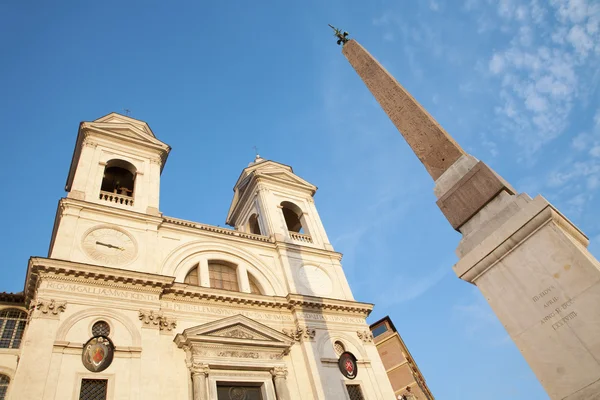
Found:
<box><xmin>27</xmin><ymin>257</ymin><xmax>372</xmax><ymax>318</ymax></box>
<box><xmin>454</xmin><ymin>195</ymin><xmax>588</xmax><ymax>282</ymax></box>
<box><xmin>26</xmin><ymin>257</ymin><xmax>175</xmax><ymax>303</ymax></box>
<box><xmin>139</xmin><ymin>309</ymin><xmax>177</xmax><ymax>331</ymax></box>
<box><xmin>29</xmin><ymin>298</ymin><xmax>66</xmax><ymax>319</ymax></box>
<box><xmin>282</xmin><ymin>325</ymin><xmax>315</xmax><ymax>342</ymax></box>
<box><xmin>356</xmin><ymin>330</ymin><xmax>373</xmax><ymax>342</ymax></box>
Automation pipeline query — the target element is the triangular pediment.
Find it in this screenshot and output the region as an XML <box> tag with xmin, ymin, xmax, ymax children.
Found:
<box><xmin>94</xmin><ymin>112</ymin><xmax>156</xmax><ymax>137</ymax></box>
<box><xmin>226</xmin><ymin>160</ymin><xmax>317</xmax><ymax>225</ymax></box>
<box><xmin>83</xmin><ymin>113</ymin><xmax>168</xmax><ymax>149</ymax></box>
<box><xmin>177</xmin><ymin>314</ymin><xmax>294</xmax><ymax>347</ymax></box>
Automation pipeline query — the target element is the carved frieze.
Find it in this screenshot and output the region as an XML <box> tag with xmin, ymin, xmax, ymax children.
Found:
<box><xmin>217</xmin><ymin>350</ymin><xmax>260</xmax><ymax>359</ymax></box>
<box><xmin>29</xmin><ymin>298</ymin><xmax>66</xmax><ymax>319</ymax></box>
<box><xmin>357</xmin><ymin>330</ymin><xmax>373</xmax><ymax>343</ymax></box>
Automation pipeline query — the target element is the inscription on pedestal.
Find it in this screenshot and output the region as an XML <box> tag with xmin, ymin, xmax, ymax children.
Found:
<box><xmin>530</xmin><ymin>285</ymin><xmax>578</xmax><ymax>331</ymax></box>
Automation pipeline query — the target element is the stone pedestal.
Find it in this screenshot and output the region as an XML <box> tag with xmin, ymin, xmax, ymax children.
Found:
<box><xmin>452</xmin><ymin>192</ymin><xmax>600</xmax><ymax>399</ymax></box>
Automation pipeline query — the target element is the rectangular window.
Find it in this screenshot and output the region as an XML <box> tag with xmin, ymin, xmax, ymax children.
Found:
<box><xmin>79</xmin><ymin>379</ymin><xmax>107</xmax><ymax>400</ymax></box>
<box><xmin>346</xmin><ymin>384</ymin><xmax>365</xmax><ymax>400</ymax></box>
<box><xmin>371</xmin><ymin>323</ymin><xmax>388</xmax><ymax>337</ymax></box>
<box><xmin>217</xmin><ymin>384</ymin><xmax>263</xmax><ymax>400</ymax></box>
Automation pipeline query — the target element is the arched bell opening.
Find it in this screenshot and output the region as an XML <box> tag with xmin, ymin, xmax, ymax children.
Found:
<box><xmin>100</xmin><ymin>159</ymin><xmax>136</xmax><ymax>197</ymax></box>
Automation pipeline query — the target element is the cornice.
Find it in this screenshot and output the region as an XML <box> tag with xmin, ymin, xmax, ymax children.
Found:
<box><xmin>161</xmin><ymin>216</ymin><xmax>274</xmax><ymax>246</ymax></box>
<box><xmin>274</xmin><ymin>241</ymin><xmax>343</xmax><ymax>261</ymax></box>
<box><xmin>163</xmin><ymin>283</ymin><xmax>289</xmax><ymax>309</ymax></box>
<box><xmin>454</xmin><ymin>195</ymin><xmax>589</xmax><ymax>282</ymax></box>
<box><xmin>286</xmin><ymin>293</ymin><xmax>373</xmax><ymax>316</ymax></box>
<box><xmin>24</xmin><ymin>259</ymin><xmax>370</xmax><ymax>317</ymax></box>
<box><xmin>25</xmin><ymin>257</ymin><xmax>174</xmax><ymax>304</ymax></box>
<box><xmin>59</xmin><ymin>197</ymin><xmax>164</xmax><ymax>224</ymax></box>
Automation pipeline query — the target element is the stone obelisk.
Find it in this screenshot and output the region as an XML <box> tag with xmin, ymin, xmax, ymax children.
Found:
<box><xmin>339</xmin><ymin>36</ymin><xmax>600</xmax><ymax>399</ymax></box>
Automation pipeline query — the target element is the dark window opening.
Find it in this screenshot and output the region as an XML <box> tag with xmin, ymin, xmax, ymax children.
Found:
<box><xmin>0</xmin><ymin>374</ymin><xmax>9</xmax><ymax>400</ymax></box>
<box><xmin>79</xmin><ymin>379</ymin><xmax>107</xmax><ymax>400</ymax></box>
<box><xmin>100</xmin><ymin>160</ymin><xmax>136</xmax><ymax>197</ymax></box>
<box><xmin>92</xmin><ymin>321</ymin><xmax>110</xmax><ymax>337</ymax></box>
<box><xmin>0</xmin><ymin>309</ymin><xmax>27</xmax><ymax>349</ymax></box>
<box><xmin>346</xmin><ymin>384</ymin><xmax>365</xmax><ymax>400</ymax></box>
<box><xmin>248</xmin><ymin>214</ymin><xmax>262</xmax><ymax>235</ymax></box>
<box><xmin>371</xmin><ymin>323</ymin><xmax>388</xmax><ymax>337</ymax></box>
<box><xmin>209</xmin><ymin>261</ymin><xmax>239</xmax><ymax>292</ymax></box>
<box><xmin>281</xmin><ymin>201</ymin><xmax>304</xmax><ymax>233</ymax></box>
<box><xmin>248</xmin><ymin>274</ymin><xmax>262</xmax><ymax>295</ymax></box>
<box><xmin>217</xmin><ymin>384</ymin><xmax>263</xmax><ymax>400</ymax></box>
<box><xmin>184</xmin><ymin>264</ymin><xmax>199</xmax><ymax>285</ymax></box>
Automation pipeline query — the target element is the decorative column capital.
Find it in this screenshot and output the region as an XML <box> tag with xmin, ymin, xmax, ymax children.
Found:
<box><xmin>190</xmin><ymin>362</ymin><xmax>210</xmax><ymax>376</ymax></box>
<box><xmin>139</xmin><ymin>309</ymin><xmax>177</xmax><ymax>332</ymax></box>
<box><xmin>29</xmin><ymin>298</ymin><xmax>66</xmax><ymax>319</ymax></box>
<box><xmin>271</xmin><ymin>366</ymin><xmax>288</xmax><ymax>379</ymax></box>
<box><xmin>139</xmin><ymin>309</ymin><xmax>162</xmax><ymax>328</ymax></box>
<box><xmin>282</xmin><ymin>325</ymin><xmax>315</xmax><ymax>342</ymax></box>
<box><xmin>357</xmin><ymin>330</ymin><xmax>373</xmax><ymax>343</ymax></box>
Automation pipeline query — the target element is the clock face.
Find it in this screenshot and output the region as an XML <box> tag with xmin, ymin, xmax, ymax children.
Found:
<box><xmin>297</xmin><ymin>265</ymin><xmax>333</xmax><ymax>296</ymax></box>
<box><xmin>82</xmin><ymin>226</ymin><xmax>137</xmax><ymax>265</ymax></box>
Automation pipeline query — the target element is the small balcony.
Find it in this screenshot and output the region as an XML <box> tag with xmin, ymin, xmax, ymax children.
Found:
<box><xmin>289</xmin><ymin>231</ymin><xmax>313</xmax><ymax>244</ymax></box>
<box><xmin>99</xmin><ymin>191</ymin><xmax>134</xmax><ymax>206</ymax></box>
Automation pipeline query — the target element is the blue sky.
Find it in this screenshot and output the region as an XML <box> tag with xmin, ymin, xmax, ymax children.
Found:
<box><xmin>1</xmin><ymin>1</ymin><xmax>599</xmax><ymax>399</ymax></box>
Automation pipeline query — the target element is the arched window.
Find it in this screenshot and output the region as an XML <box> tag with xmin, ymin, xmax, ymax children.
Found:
<box><xmin>0</xmin><ymin>374</ymin><xmax>9</xmax><ymax>400</ymax></box>
<box><xmin>0</xmin><ymin>309</ymin><xmax>27</xmax><ymax>349</ymax></box>
<box><xmin>100</xmin><ymin>159</ymin><xmax>136</xmax><ymax>197</ymax></box>
<box><xmin>334</xmin><ymin>340</ymin><xmax>346</xmax><ymax>356</ymax></box>
<box><xmin>208</xmin><ymin>261</ymin><xmax>239</xmax><ymax>292</ymax></box>
<box><xmin>184</xmin><ymin>264</ymin><xmax>200</xmax><ymax>285</ymax></box>
<box><xmin>248</xmin><ymin>214</ymin><xmax>262</xmax><ymax>235</ymax></box>
<box><xmin>281</xmin><ymin>201</ymin><xmax>305</xmax><ymax>233</ymax></box>
<box><xmin>248</xmin><ymin>274</ymin><xmax>262</xmax><ymax>295</ymax></box>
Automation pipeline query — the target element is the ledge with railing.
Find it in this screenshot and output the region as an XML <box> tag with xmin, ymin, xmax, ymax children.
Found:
<box><xmin>99</xmin><ymin>191</ymin><xmax>134</xmax><ymax>206</ymax></box>
<box><xmin>289</xmin><ymin>231</ymin><xmax>313</xmax><ymax>244</ymax></box>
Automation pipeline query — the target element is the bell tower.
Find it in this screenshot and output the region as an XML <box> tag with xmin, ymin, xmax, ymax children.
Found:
<box><xmin>226</xmin><ymin>156</ymin><xmax>334</xmax><ymax>251</ymax></box>
<box><xmin>65</xmin><ymin>112</ymin><xmax>170</xmax><ymax>215</ymax></box>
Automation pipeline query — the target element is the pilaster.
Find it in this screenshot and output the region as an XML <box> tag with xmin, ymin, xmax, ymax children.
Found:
<box><xmin>10</xmin><ymin>299</ymin><xmax>66</xmax><ymax>399</ymax></box>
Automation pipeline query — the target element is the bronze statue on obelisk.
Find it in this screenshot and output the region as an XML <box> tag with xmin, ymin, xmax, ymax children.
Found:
<box><xmin>333</xmin><ymin>27</ymin><xmax>600</xmax><ymax>400</ymax></box>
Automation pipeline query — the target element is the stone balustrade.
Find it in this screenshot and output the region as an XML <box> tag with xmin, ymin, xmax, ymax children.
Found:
<box><xmin>99</xmin><ymin>190</ymin><xmax>134</xmax><ymax>206</ymax></box>
<box><xmin>289</xmin><ymin>231</ymin><xmax>313</xmax><ymax>243</ymax></box>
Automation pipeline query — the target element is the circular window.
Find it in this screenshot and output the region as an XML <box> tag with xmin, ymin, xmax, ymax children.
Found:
<box><xmin>92</xmin><ymin>321</ymin><xmax>110</xmax><ymax>337</ymax></box>
<box><xmin>334</xmin><ymin>340</ymin><xmax>345</xmax><ymax>356</ymax></box>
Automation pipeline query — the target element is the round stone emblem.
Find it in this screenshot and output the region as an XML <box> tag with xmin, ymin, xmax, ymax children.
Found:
<box><xmin>82</xmin><ymin>336</ymin><xmax>114</xmax><ymax>372</ymax></box>
<box><xmin>338</xmin><ymin>351</ymin><xmax>358</xmax><ymax>380</ymax></box>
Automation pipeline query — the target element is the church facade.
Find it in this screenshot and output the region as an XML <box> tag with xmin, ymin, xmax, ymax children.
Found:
<box><xmin>0</xmin><ymin>113</ymin><xmax>396</xmax><ymax>400</ymax></box>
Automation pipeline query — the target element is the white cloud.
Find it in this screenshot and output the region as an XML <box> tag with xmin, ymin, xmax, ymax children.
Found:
<box><xmin>489</xmin><ymin>53</ymin><xmax>505</xmax><ymax>74</ymax></box>
<box><xmin>567</xmin><ymin>25</ymin><xmax>594</xmax><ymax>57</ymax></box>
<box><xmin>480</xmin><ymin>1</ymin><xmax>600</xmax><ymax>157</ymax></box>
<box><xmin>430</xmin><ymin>0</ymin><xmax>440</xmax><ymax>12</ymax></box>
